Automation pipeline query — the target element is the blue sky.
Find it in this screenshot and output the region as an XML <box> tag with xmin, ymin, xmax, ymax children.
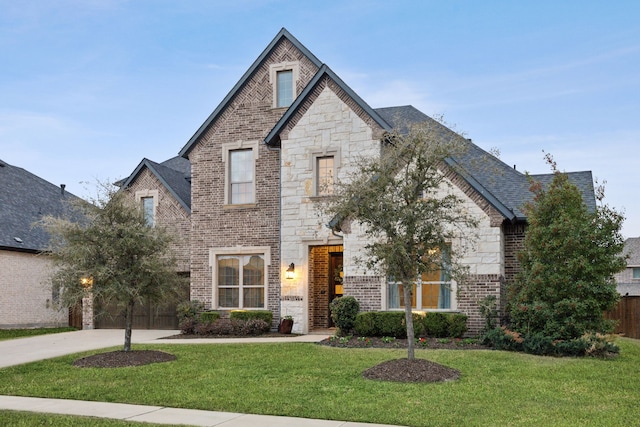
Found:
<box><xmin>1</xmin><ymin>1</ymin><xmax>638</xmax><ymax>237</ymax></box>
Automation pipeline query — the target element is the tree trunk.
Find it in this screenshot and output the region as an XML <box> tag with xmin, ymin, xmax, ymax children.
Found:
<box><xmin>404</xmin><ymin>284</ymin><xmax>415</xmax><ymax>360</ymax></box>
<box><xmin>123</xmin><ymin>299</ymin><xmax>135</xmax><ymax>352</ymax></box>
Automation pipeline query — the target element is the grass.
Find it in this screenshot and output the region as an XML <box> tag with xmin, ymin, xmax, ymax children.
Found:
<box><xmin>0</xmin><ymin>411</ymin><xmax>176</xmax><ymax>426</ymax></box>
<box><xmin>0</xmin><ymin>327</ymin><xmax>78</xmax><ymax>341</ymax></box>
<box><xmin>1</xmin><ymin>339</ymin><xmax>639</xmax><ymax>426</ymax></box>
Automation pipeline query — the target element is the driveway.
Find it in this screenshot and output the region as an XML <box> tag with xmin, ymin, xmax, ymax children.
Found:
<box><xmin>0</xmin><ymin>329</ymin><xmax>175</xmax><ymax>368</ymax></box>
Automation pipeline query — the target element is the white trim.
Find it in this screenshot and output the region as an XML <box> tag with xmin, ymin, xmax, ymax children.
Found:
<box><xmin>209</xmin><ymin>246</ymin><xmax>271</xmax><ymax>310</ymax></box>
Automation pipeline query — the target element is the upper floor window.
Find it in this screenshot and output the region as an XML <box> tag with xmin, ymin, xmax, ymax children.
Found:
<box><xmin>142</xmin><ymin>197</ymin><xmax>155</xmax><ymax>226</ymax></box>
<box><xmin>135</xmin><ymin>189</ymin><xmax>158</xmax><ymax>227</ymax></box>
<box><xmin>276</xmin><ymin>70</ymin><xmax>293</xmax><ymax>108</ymax></box>
<box><xmin>316</xmin><ymin>156</ymin><xmax>334</xmax><ymax>196</ymax></box>
<box><xmin>633</xmin><ymin>267</ymin><xmax>640</xmax><ymax>279</ymax></box>
<box><xmin>222</xmin><ymin>140</ymin><xmax>259</xmax><ymax>206</ymax></box>
<box><xmin>270</xmin><ymin>62</ymin><xmax>299</xmax><ymax>109</ymax></box>
<box><xmin>230</xmin><ymin>149</ymin><xmax>254</xmax><ymax>204</ymax></box>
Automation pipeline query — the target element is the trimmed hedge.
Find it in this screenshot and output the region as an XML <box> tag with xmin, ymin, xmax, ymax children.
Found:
<box><xmin>200</xmin><ymin>311</ymin><xmax>221</xmax><ymax>323</ymax></box>
<box><xmin>230</xmin><ymin>310</ymin><xmax>273</xmax><ymax>325</ymax></box>
<box><xmin>354</xmin><ymin>311</ymin><xmax>468</xmax><ymax>338</ymax></box>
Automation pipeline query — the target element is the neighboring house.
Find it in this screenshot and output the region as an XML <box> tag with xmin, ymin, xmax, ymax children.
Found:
<box><xmin>92</xmin><ymin>156</ymin><xmax>192</xmax><ymax>329</ymax></box>
<box><xmin>614</xmin><ymin>237</ymin><xmax>640</xmax><ymax>296</ymax></box>
<box><xmin>123</xmin><ymin>28</ymin><xmax>596</xmax><ymax>334</ymax></box>
<box><xmin>0</xmin><ymin>159</ymin><xmax>80</xmax><ymax>328</ymax></box>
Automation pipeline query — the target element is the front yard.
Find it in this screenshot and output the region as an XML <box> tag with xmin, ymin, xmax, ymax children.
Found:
<box><xmin>1</xmin><ymin>338</ymin><xmax>639</xmax><ymax>426</ymax></box>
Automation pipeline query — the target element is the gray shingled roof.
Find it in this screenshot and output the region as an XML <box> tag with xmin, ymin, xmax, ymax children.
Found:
<box><xmin>121</xmin><ymin>157</ymin><xmax>191</xmax><ymax>212</ymax></box>
<box><xmin>0</xmin><ymin>159</ymin><xmax>81</xmax><ymax>252</ymax></box>
<box><xmin>623</xmin><ymin>237</ymin><xmax>640</xmax><ymax>266</ymax></box>
<box><xmin>375</xmin><ymin>105</ymin><xmax>596</xmax><ymax>221</ymax></box>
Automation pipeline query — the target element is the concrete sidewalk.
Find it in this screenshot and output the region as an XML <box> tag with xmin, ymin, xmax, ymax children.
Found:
<box><xmin>0</xmin><ymin>329</ymin><xmax>406</xmax><ymax>427</ymax></box>
<box><xmin>0</xmin><ymin>395</ymin><xmax>398</xmax><ymax>426</ymax></box>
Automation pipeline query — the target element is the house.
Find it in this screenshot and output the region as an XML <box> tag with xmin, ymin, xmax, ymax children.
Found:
<box><xmin>614</xmin><ymin>237</ymin><xmax>640</xmax><ymax>296</ymax></box>
<box><xmin>121</xmin><ymin>28</ymin><xmax>596</xmax><ymax>334</ymax></box>
<box><xmin>0</xmin><ymin>159</ymin><xmax>80</xmax><ymax>328</ymax></box>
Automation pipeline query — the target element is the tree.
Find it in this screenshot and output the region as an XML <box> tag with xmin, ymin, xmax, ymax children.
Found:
<box><xmin>41</xmin><ymin>183</ymin><xmax>184</xmax><ymax>352</ymax></box>
<box><xmin>317</xmin><ymin>120</ymin><xmax>478</xmax><ymax>359</ymax></box>
<box><xmin>508</xmin><ymin>155</ymin><xmax>626</xmax><ymax>340</ymax></box>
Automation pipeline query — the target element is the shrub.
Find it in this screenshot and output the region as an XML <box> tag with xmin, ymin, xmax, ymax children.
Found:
<box><xmin>178</xmin><ymin>317</ymin><xmax>198</xmax><ymax>335</ymax></box>
<box><xmin>235</xmin><ymin>319</ymin><xmax>270</xmax><ymax>335</ymax></box>
<box><xmin>522</xmin><ymin>332</ymin><xmax>555</xmax><ymax>355</ymax></box>
<box><xmin>447</xmin><ymin>313</ymin><xmax>468</xmax><ymax>338</ymax></box>
<box><xmin>354</xmin><ymin>312</ymin><xmax>378</xmax><ymax>336</ymax></box>
<box><xmin>330</xmin><ymin>296</ymin><xmax>360</xmax><ymax>336</ymax></box>
<box><xmin>478</xmin><ymin>295</ymin><xmax>498</xmax><ymax>333</ymax></box>
<box><xmin>483</xmin><ymin>326</ymin><xmax>524</xmax><ymax>352</ymax></box>
<box><xmin>378</xmin><ymin>312</ymin><xmax>407</xmax><ymax>337</ymax></box>
<box><xmin>176</xmin><ymin>300</ymin><xmax>205</xmax><ymax>321</ymax></box>
<box><xmin>421</xmin><ymin>312</ymin><xmax>449</xmax><ymax>338</ymax></box>
<box><xmin>200</xmin><ymin>311</ymin><xmax>220</xmax><ymax>323</ymax></box>
<box><xmin>230</xmin><ymin>310</ymin><xmax>273</xmax><ymax>325</ymax></box>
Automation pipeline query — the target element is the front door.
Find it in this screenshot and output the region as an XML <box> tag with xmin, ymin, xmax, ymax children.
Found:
<box><xmin>328</xmin><ymin>253</ymin><xmax>343</xmax><ymax>327</ymax></box>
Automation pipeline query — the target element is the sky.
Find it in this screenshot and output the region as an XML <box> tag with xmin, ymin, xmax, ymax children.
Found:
<box><xmin>1</xmin><ymin>1</ymin><xmax>639</xmax><ymax>237</ymax></box>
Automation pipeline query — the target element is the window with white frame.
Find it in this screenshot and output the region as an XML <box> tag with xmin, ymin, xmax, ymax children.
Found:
<box><xmin>211</xmin><ymin>247</ymin><xmax>270</xmax><ymax>309</ymax></box>
<box><xmin>135</xmin><ymin>189</ymin><xmax>158</xmax><ymax>227</ymax></box>
<box><xmin>270</xmin><ymin>62</ymin><xmax>299</xmax><ymax>109</ymax></box>
<box><xmin>633</xmin><ymin>267</ymin><xmax>640</xmax><ymax>279</ymax></box>
<box><xmin>222</xmin><ymin>141</ymin><xmax>259</xmax><ymax>205</ymax></box>
<box><xmin>387</xmin><ymin>247</ymin><xmax>451</xmax><ymax>310</ymax></box>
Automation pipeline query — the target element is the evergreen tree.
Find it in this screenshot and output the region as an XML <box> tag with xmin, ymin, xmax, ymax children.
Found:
<box><xmin>509</xmin><ymin>156</ymin><xmax>626</xmax><ymax>340</ymax></box>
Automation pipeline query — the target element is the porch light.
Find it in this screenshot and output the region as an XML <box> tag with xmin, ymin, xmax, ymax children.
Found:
<box><xmin>285</xmin><ymin>263</ymin><xmax>295</xmax><ymax>280</ymax></box>
<box><xmin>80</xmin><ymin>277</ymin><xmax>93</xmax><ymax>289</ymax></box>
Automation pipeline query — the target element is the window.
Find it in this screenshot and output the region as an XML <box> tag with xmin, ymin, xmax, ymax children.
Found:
<box><xmin>135</xmin><ymin>190</ymin><xmax>158</xmax><ymax>226</ymax></box>
<box><xmin>269</xmin><ymin>62</ymin><xmax>299</xmax><ymax>109</ymax></box>
<box><xmin>222</xmin><ymin>141</ymin><xmax>259</xmax><ymax>206</ymax></box>
<box><xmin>633</xmin><ymin>267</ymin><xmax>640</xmax><ymax>279</ymax></box>
<box><xmin>316</xmin><ymin>156</ymin><xmax>334</xmax><ymax>196</ymax></box>
<box><xmin>229</xmin><ymin>149</ymin><xmax>254</xmax><ymax>204</ymax></box>
<box><xmin>211</xmin><ymin>247</ymin><xmax>270</xmax><ymax>309</ymax></box>
<box><xmin>142</xmin><ymin>197</ymin><xmax>154</xmax><ymax>226</ymax></box>
<box><xmin>387</xmin><ymin>248</ymin><xmax>451</xmax><ymax>310</ymax></box>
<box><xmin>276</xmin><ymin>70</ymin><xmax>293</xmax><ymax>108</ymax></box>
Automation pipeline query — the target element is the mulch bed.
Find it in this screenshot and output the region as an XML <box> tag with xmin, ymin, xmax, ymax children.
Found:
<box><xmin>317</xmin><ymin>335</ymin><xmax>488</xmax><ymax>350</ymax></box>
<box><xmin>73</xmin><ymin>335</ymin><xmax>485</xmax><ymax>383</ymax></box>
<box><xmin>73</xmin><ymin>350</ymin><xmax>176</xmax><ymax>368</ymax></box>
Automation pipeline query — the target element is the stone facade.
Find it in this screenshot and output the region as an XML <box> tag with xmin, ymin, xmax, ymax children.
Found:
<box><xmin>0</xmin><ymin>250</ymin><xmax>67</xmax><ymax>328</ymax></box>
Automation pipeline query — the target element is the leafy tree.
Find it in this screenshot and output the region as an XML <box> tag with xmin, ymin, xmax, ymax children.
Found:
<box><xmin>508</xmin><ymin>155</ymin><xmax>626</xmax><ymax>340</ymax></box>
<box><xmin>41</xmin><ymin>183</ymin><xmax>184</xmax><ymax>352</ymax></box>
<box><xmin>318</xmin><ymin>120</ymin><xmax>478</xmax><ymax>359</ymax></box>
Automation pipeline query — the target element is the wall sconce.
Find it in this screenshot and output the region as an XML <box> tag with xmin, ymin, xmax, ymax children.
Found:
<box><xmin>285</xmin><ymin>263</ymin><xmax>295</xmax><ymax>280</ymax></box>
<box><xmin>80</xmin><ymin>277</ymin><xmax>93</xmax><ymax>289</ymax></box>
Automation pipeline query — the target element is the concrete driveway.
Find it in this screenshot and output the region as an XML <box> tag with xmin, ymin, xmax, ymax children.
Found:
<box><xmin>0</xmin><ymin>329</ymin><xmax>175</xmax><ymax>368</ymax></box>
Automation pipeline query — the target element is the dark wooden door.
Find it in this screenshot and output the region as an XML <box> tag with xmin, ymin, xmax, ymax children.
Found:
<box><xmin>328</xmin><ymin>253</ymin><xmax>343</xmax><ymax>327</ymax></box>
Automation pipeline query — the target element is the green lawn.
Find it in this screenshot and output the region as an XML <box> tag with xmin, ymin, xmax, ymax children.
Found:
<box><xmin>1</xmin><ymin>339</ymin><xmax>639</xmax><ymax>426</ymax></box>
<box><xmin>0</xmin><ymin>411</ymin><xmax>176</xmax><ymax>427</ymax></box>
<box><xmin>0</xmin><ymin>327</ymin><xmax>77</xmax><ymax>341</ymax></box>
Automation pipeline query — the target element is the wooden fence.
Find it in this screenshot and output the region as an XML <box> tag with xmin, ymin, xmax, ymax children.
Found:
<box><xmin>605</xmin><ymin>296</ymin><xmax>640</xmax><ymax>339</ymax></box>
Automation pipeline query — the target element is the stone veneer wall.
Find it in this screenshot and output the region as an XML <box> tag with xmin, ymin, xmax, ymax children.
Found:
<box><xmin>126</xmin><ymin>168</ymin><xmax>191</xmax><ymax>273</ymax></box>
<box><xmin>280</xmin><ymin>80</ymin><xmax>384</xmax><ymax>332</ymax></box>
<box><xmin>189</xmin><ymin>38</ymin><xmax>320</xmax><ymax>324</ymax></box>
<box><xmin>0</xmin><ymin>250</ymin><xmax>67</xmax><ymax>328</ymax></box>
